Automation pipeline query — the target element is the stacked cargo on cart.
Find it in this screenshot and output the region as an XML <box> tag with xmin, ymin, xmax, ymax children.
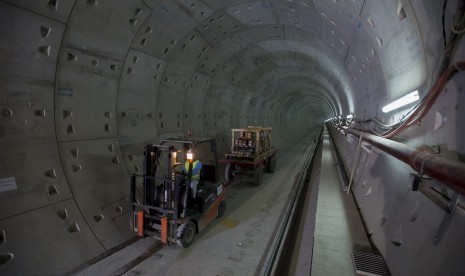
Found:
<box><xmin>220</xmin><ymin>126</ymin><xmax>277</xmax><ymax>186</ymax></box>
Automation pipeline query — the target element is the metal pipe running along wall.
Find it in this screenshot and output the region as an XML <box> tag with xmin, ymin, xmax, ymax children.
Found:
<box><xmin>327</xmin><ymin>124</ymin><xmax>465</xmax><ymax>196</ymax></box>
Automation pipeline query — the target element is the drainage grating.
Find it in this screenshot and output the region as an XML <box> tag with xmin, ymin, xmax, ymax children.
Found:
<box><xmin>352</xmin><ymin>251</ymin><xmax>391</xmax><ymax>276</ymax></box>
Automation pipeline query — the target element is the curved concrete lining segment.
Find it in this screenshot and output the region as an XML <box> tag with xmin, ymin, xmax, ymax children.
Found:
<box><xmin>0</xmin><ymin>0</ymin><xmax>460</xmax><ymax>275</ymax></box>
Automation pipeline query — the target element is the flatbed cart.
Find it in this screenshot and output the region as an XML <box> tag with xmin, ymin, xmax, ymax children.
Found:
<box><xmin>220</xmin><ymin>126</ymin><xmax>277</xmax><ymax>186</ymax></box>
<box><xmin>130</xmin><ymin>137</ymin><xmax>226</xmax><ymax>248</ymax></box>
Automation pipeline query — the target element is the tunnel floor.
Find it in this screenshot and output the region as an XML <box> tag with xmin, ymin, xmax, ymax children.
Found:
<box><xmin>75</xmin><ymin>133</ymin><xmax>371</xmax><ymax>275</ymax></box>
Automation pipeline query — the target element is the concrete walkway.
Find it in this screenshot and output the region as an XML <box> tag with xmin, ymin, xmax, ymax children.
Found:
<box><xmin>311</xmin><ymin>133</ymin><xmax>371</xmax><ymax>276</ymax></box>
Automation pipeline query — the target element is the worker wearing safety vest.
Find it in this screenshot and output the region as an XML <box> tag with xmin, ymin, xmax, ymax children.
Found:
<box><xmin>184</xmin><ymin>153</ymin><xmax>202</xmax><ymax>198</ymax></box>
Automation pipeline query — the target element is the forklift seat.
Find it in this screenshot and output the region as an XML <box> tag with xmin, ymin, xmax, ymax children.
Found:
<box><xmin>202</xmin><ymin>164</ymin><xmax>216</xmax><ymax>183</ymax></box>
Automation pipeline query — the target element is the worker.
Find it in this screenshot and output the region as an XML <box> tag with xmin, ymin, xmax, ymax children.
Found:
<box><xmin>184</xmin><ymin>149</ymin><xmax>202</xmax><ymax>198</ymax></box>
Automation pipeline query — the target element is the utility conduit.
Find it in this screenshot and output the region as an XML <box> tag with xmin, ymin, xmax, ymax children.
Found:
<box><xmin>328</xmin><ymin>124</ymin><xmax>465</xmax><ymax>196</ymax></box>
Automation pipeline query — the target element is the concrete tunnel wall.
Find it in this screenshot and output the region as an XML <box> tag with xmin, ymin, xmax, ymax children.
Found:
<box><xmin>0</xmin><ymin>0</ymin><xmax>463</xmax><ymax>275</ymax></box>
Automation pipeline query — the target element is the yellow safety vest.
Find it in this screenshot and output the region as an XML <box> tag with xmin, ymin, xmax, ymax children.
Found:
<box><xmin>185</xmin><ymin>160</ymin><xmax>201</xmax><ymax>180</ymax></box>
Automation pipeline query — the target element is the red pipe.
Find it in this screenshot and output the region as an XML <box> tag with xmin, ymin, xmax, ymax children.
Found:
<box><xmin>329</xmin><ymin>124</ymin><xmax>465</xmax><ymax>196</ymax></box>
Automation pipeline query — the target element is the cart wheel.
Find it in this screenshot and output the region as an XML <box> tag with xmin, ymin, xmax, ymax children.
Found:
<box><xmin>225</xmin><ymin>163</ymin><xmax>235</xmax><ymax>181</ymax></box>
<box><xmin>179</xmin><ymin>221</ymin><xmax>196</xmax><ymax>248</ymax></box>
<box><xmin>217</xmin><ymin>200</ymin><xmax>226</xmax><ymax>218</ymax></box>
<box><xmin>252</xmin><ymin>165</ymin><xmax>263</xmax><ymax>186</ymax></box>
<box><xmin>267</xmin><ymin>155</ymin><xmax>276</xmax><ymax>173</ymax></box>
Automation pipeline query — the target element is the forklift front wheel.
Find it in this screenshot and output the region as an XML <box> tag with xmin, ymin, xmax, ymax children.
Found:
<box><xmin>217</xmin><ymin>201</ymin><xmax>226</xmax><ymax>218</ymax></box>
<box><xmin>180</xmin><ymin>221</ymin><xmax>196</xmax><ymax>248</ymax></box>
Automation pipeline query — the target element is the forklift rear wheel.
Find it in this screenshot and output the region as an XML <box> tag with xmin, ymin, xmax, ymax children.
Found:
<box><xmin>251</xmin><ymin>165</ymin><xmax>263</xmax><ymax>186</ymax></box>
<box><xmin>180</xmin><ymin>221</ymin><xmax>196</xmax><ymax>248</ymax></box>
<box><xmin>217</xmin><ymin>201</ymin><xmax>226</xmax><ymax>218</ymax></box>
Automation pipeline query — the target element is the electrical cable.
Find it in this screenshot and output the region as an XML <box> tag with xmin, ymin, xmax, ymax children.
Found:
<box><xmin>381</xmin><ymin>61</ymin><xmax>465</xmax><ymax>138</ymax></box>
<box><xmin>348</xmin><ymin>3</ymin><xmax>464</xmax><ymax>139</ymax></box>
<box><xmin>442</xmin><ymin>0</ymin><xmax>449</xmax><ymax>46</ymax></box>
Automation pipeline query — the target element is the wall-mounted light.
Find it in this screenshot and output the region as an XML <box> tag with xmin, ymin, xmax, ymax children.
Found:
<box><xmin>382</xmin><ymin>90</ymin><xmax>419</xmax><ymax>113</ymax></box>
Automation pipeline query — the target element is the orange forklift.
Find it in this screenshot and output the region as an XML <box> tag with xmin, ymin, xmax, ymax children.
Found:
<box><xmin>130</xmin><ymin>137</ymin><xmax>225</xmax><ymax>247</ymax></box>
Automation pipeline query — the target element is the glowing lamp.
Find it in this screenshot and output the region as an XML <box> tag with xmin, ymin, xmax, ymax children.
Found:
<box><xmin>382</xmin><ymin>90</ymin><xmax>419</xmax><ymax>113</ymax></box>
<box><xmin>186</xmin><ymin>150</ymin><xmax>193</xmax><ymax>162</ymax></box>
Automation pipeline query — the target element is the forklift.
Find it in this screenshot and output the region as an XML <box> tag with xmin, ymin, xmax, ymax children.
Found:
<box><xmin>130</xmin><ymin>137</ymin><xmax>226</xmax><ymax>247</ymax></box>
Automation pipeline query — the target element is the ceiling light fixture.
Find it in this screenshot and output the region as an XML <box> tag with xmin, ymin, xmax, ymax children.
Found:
<box><xmin>382</xmin><ymin>90</ymin><xmax>419</xmax><ymax>113</ymax></box>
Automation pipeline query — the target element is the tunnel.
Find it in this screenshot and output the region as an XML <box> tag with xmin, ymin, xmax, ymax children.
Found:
<box><xmin>1</xmin><ymin>0</ymin><xmax>465</xmax><ymax>275</ymax></box>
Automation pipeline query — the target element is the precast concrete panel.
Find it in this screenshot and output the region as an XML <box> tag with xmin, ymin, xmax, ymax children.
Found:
<box><xmin>360</xmin><ymin>1</ymin><xmax>427</xmax><ymax>99</ymax></box>
<box><xmin>245</xmin><ymin>97</ymin><xmax>258</xmax><ymax>125</ymax></box>
<box><xmin>117</xmin><ymin>49</ymin><xmax>166</xmax><ymax>174</ymax></box>
<box><xmin>226</xmin><ymin>1</ymin><xmax>278</xmax><ymax>27</ymax></box>
<box><xmin>408</xmin><ymin>0</ymin><xmax>444</xmax><ymax>81</ymax></box>
<box><xmin>313</xmin><ymin>0</ymin><xmax>361</xmax><ymax>47</ymax></box>
<box><xmin>141</xmin><ymin>0</ymin><xmax>163</xmax><ymax>10</ymax></box>
<box><xmin>259</xmin><ymin>101</ymin><xmax>275</xmax><ymax>127</ymax></box>
<box><xmin>170</xmin><ymin>29</ymin><xmax>212</xmax><ymax>77</ymax></box>
<box><xmin>117</xmin><ymin>49</ymin><xmax>165</xmax><ymax>144</ymax></box>
<box><xmin>422</xmin><ymin>78</ymin><xmax>460</xmax><ymax>154</ymax></box>
<box><xmin>156</xmin><ymin>85</ymin><xmax>185</xmax><ymax>134</ymax></box>
<box><xmin>346</xmin><ymin>47</ymin><xmax>386</xmax><ymax>117</ymax></box>
<box><xmin>172</xmin><ymin>29</ymin><xmax>211</xmax><ymax>65</ymax></box>
<box><xmin>183</xmin><ymin>73</ymin><xmax>212</xmax><ymax>136</ymax></box>
<box><xmin>176</xmin><ymin>0</ymin><xmax>215</xmax><ymax>23</ymax></box>
<box><xmin>132</xmin><ymin>1</ymin><xmax>197</xmax><ymax>60</ymax></box>
<box><xmin>161</xmin><ymin>63</ymin><xmax>193</xmax><ymax>94</ymax></box>
<box><xmin>201</xmin><ymin>0</ymin><xmax>252</xmax><ymax>10</ymax></box>
<box><xmin>58</xmin><ymin>139</ymin><xmax>135</xmax><ymax>249</ymax></box>
<box><xmin>230</xmin><ymin>64</ymin><xmax>257</xmax><ymax>87</ymax></box>
<box><xmin>0</xmin><ymin>3</ymin><xmax>65</xmax><ymax>83</ymax></box>
<box><xmin>3</xmin><ymin>0</ymin><xmax>76</xmax><ymax>23</ymax></box>
<box><xmin>63</xmin><ymin>0</ymin><xmax>150</xmax><ymax>60</ymax></box>
<box><xmin>196</xmin><ymin>11</ymin><xmax>245</xmax><ymax>46</ymax></box>
<box><xmin>274</xmin><ymin>0</ymin><xmax>319</xmax><ymax>34</ymax></box>
<box><xmin>219</xmin><ymin>84</ymin><xmax>237</xmax><ymax>130</ymax></box>
<box><xmin>434</xmin><ymin>207</ymin><xmax>465</xmax><ymax>276</ymax></box>
<box><xmin>376</xmin><ymin>190</ymin><xmax>445</xmax><ymax>276</ymax></box>
<box><xmin>212</xmin><ymin>57</ymin><xmax>242</xmax><ymax>86</ymax></box>
<box><xmin>0</xmin><ymin>133</ymin><xmax>71</xmax><ymax>220</ymax></box>
<box><xmin>252</xmin><ymin>97</ymin><xmax>265</xmax><ymax>122</ymax></box>
<box><xmin>0</xmin><ymin>4</ymin><xmax>71</xmax><ymax>219</ymax></box>
<box><xmin>283</xmin><ymin>26</ymin><xmax>318</xmax><ymax>47</ymax></box>
<box><xmin>215</xmin><ymin>34</ymin><xmax>248</xmax><ymax>60</ymax></box>
<box><xmin>0</xmin><ymin>199</ymin><xmax>105</xmax><ymax>276</ymax></box>
<box><xmin>235</xmin><ymin>45</ymin><xmax>269</xmax><ymax>70</ymax></box>
<box><xmin>203</xmin><ymin>86</ymin><xmax>222</xmax><ymax>132</ymax></box>
<box><xmin>55</xmin><ymin>62</ymin><xmax>120</xmax><ymax>141</ymax></box>
<box><xmin>239</xmin><ymin>91</ymin><xmax>252</xmax><ymax>115</ymax></box>
<box><xmin>196</xmin><ymin>46</ymin><xmax>227</xmax><ymax>78</ymax></box>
